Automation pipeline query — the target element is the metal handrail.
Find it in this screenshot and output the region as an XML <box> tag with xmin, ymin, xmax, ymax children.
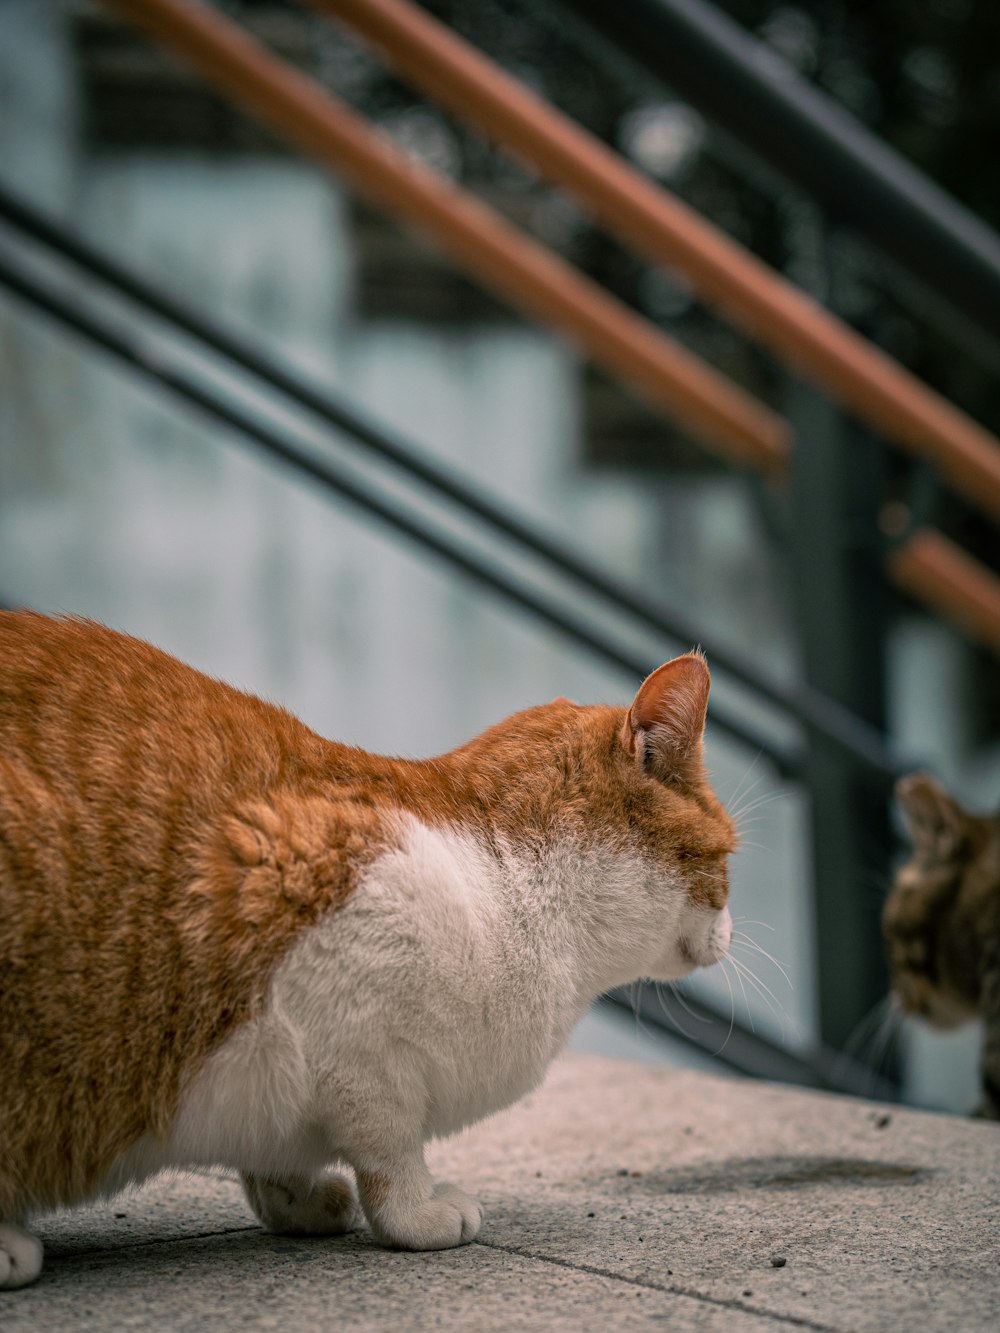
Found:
<box><xmin>309</xmin><ymin>0</ymin><xmax>1000</xmax><ymax>526</ymax></box>
<box><xmin>0</xmin><ymin>184</ymin><xmax>911</xmax><ymax>781</ymax></box>
<box><xmin>97</xmin><ymin>0</ymin><xmax>787</xmax><ymax>474</ymax></box>
<box><xmin>93</xmin><ymin>0</ymin><xmax>1000</xmax><ymax>665</ymax></box>
<box><xmin>889</xmin><ymin>530</ymin><xmax>1000</xmax><ymax>660</ymax></box>
<box><xmin>0</xmin><ymin>246</ymin><xmax>795</xmax><ymax>771</ymax></box>
<box><xmin>559</xmin><ymin>0</ymin><xmax>1000</xmax><ymax>351</ymax></box>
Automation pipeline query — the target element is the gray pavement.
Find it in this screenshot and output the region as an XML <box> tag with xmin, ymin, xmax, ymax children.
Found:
<box><xmin>5</xmin><ymin>1054</ymin><xmax>999</xmax><ymax>1331</ymax></box>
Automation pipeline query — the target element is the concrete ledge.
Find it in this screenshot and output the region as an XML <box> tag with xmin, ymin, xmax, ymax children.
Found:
<box><xmin>6</xmin><ymin>1054</ymin><xmax>998</xmax><ymax>1330</ymax></box>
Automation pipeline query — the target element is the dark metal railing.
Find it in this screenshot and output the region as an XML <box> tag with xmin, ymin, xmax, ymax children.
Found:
<box><xmin>606</xmin><ymin>985</ymin><xmax>899</xmax><ymax>1101</ymax></box>
<box><xmin>0</xmin><ymin>185</ymin><xmax>913</xmax><ymax>786</ymax></box>
<box><xmin>0</xmin><ymin>191</ymin><xmax>910</xmax><ymax>1094</ymax></box>
<box><xmin>557</xmin><ymin>0</ymin><xmax>1000</xmax><ymax>350</ymax></box>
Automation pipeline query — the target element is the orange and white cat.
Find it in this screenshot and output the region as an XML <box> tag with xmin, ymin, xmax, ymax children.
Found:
<box><xmin>0</xmin><ymin>612</ymin><xmax>735</xmax><ymax>1289</ymax></box>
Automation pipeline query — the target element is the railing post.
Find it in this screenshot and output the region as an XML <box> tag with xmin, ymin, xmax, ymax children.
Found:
<box><xmin>787</xmin><ymin>379</ymin><xmax>894</xmax><ymax>1053</ymax></box>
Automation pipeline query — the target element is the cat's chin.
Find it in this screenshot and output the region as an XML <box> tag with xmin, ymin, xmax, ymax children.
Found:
<box><xmin>647</xmin><ymin>922</ymin><xmax>730</xmax><ymax>982</ymax></box>
<box><xmin>644</xmin><ymin>960</ymin><xmax>699</xmax><ymax>984</ymax></box>
<box><xmin>893</xmin><ymin>987</ymin><xmax>974</xmax><ymax>1031</ymax></box>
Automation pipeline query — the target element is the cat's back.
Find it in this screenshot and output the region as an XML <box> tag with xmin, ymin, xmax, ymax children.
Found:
<box><xmin>0</xmin><ymin>608</ymin><xmax>179</xmax><ymax>709</ymax></box>
<box><xmin>0</xmin><ymin>611</ymin><xmax>343</xmax><ymax>919</ymax></box>
<box><xmin>1</xmin><ymin>611</ymin><xmax>295</xmax><ymax>779</ymax></box>
<box><xmin>1</xmin><ymin>611</ymin><xmax>332</xmax><ymax>827</ymax></box>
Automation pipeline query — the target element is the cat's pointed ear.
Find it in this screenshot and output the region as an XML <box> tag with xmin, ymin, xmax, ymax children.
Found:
<box><xmin>621</xmin><ymin>653</ymin><xmax>710</xmax><ymax>779</ymax></box>
<box><xmin>896</xmin><ymin>772</ymin><xmax>963</xmax><ymax>853</ymax></box>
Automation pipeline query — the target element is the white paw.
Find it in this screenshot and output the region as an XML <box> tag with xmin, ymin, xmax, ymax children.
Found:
<box><xmin>0</xmin><ymin>1224</ymin><xmax>43</xmax><ymax>1290</ymax></box>
<box><xmin>244</xmin><ymin>1173</ymin><xmax>361</xmax><ymax>1236</ymax></box>
<box><xmin>373</xmin><ymin>1182</ymin><xmax>482</xmax><ymax>1251</ymax></box>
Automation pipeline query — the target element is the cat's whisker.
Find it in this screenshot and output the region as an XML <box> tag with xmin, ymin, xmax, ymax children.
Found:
<box><xmin>830</xmin><ymin>1001</ymin><xmax>884</xmax><ymax>1084</ymax></box>
<box><xmin>731</xmin><ymin>813</ymin><xmax>773</xmax><ymax>841</ymax></box>
<box><xmin>727</xmin><ymin>753</ymin><xmax>762</xmax><ymax>799</ymax></box>
<box><xmin>712</xmin><ymin>960</ymin><xmax>738</xmax><ymax>1057</ymax></box>
<box><xmin>627</xmin><ymin>980</ymin><xmax>654</xmax><ymax>1044</ymax></box>
<box><xmin>648</xmin><ymin>982</ymin><xmax>704</xmax><ymax>1048</ymax></box>
<box><xmin>731</xmin><ymin>803</ymin><xmax>781</xmax><ymax>829</ymax></box>
<box><xmin>730</xmin><ymin>789</ymin><xmax>783</xmax><ymax>827</ymax></box>
<box><xmin>856</xmin><ymin>1008</ymin><xmax>901</xmax><ymax>1097</ymax></box>
<box><xmin>666</xmin><ymin>981</ymin><xmax>714</xmax><ymax>1024</ymax></box>
<box><xmin>725</xmin><ymin>756</ymin><xmax>765</xmax><ymax>818</ymax></box>
<box><xmin>730</xmin><ymin>933</ymin><xmax>794</xmax><ymax>997</ymax></box>
<box><xmin>730</xmin><ymin>934</ymin><xmax>793</xmax><ymax>989</ymax></box>
<box><xmin>865</xmin><ymin>1002</ymin><xmax>904</xmax><ymax>1085</ymax></box>
<box><xmin>865</xmin><ymin>1011</ymin><xmax>896</xmax><ymax>1074</ymax></box>
<box><xmin>728</xmin><ymin>953</ymin><xmax>787</xmax><ymax>1013</ymax></box>
<box><xmin>727</xmin><ymin>772</ymin><xmax>773</xmax><ymax>819</ymax></box>
<box><xmin>652</xmin><ymin>980</ymin><xmax>739</xmax><ymax>1063</ymax></box>
<box><xmin>629</xmin><ymin>980</ymin><xmax>679</xmax><ymax>1054</ymax></box>
<box><xmin>723</xmin><ymin>954</ymin><xmax>755</xmax><ymax>1033</ymax></box>
<box><xmin>874</xmin><ymin>1002</ymin><xmax>906</xmax><ymax>1061</ymax></box>
<box><xmin>727</xmin><ymin>956</ymin><xmax>783</xmax><ymax>1024</ymax></box>
<box><xmin>840</xmin><ymin>996</ymin><xmax>895</xmax><ymax>1062</ymax></box>
<box><xmin>732</xmin><ymin>819</ymin><xmax>776</xmax><ymax>844</ymax></box>
<box><xmin>732</xmin><ymin>918</ymin><xmax>776</xmax><ymax>932</ymax></box>
<box><xmin>727</xmin><ymin>954</ymin><xmax>792</xmax><ymax>1039</ymax></box>
<box><xmin>883</xmin><ymin>1013</ymin><xmax>906</xmax><ymax>1080</ymax></box>
<box><xmin>829</xmin><ymin>997</ymin><xmax>901</xmax><ymax>1093</ymax></box>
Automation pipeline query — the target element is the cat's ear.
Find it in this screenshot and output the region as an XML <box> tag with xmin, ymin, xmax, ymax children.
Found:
<box><xmin>621</xmin><ymin>653</ymin><xmax>710</xmax><ymax>780</ymax></box>
<box><xmin>896</xmin><ymin>773</ymin><xmax>963</xmax><ymax>853</ymax></box>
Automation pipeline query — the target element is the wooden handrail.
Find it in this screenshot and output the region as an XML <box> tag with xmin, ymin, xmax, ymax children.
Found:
<box><xmin>312</xmin><ymin>0</ymin><xmax>1000</xmax><ymax>526</ymax></box>
<box><xmin>888</xmin><ymin>528</ymin><xmax>1000</xmax><ymax>660</ymax></box>
<box><xmin>95</xmin><ymin>0</ymin><xmax>1000</xmax><ymax>660</ymax></box>
<box><xmin>98</xmin><ymin>0</ymin><xmax>787</xmax><ymax>473</ymax></box>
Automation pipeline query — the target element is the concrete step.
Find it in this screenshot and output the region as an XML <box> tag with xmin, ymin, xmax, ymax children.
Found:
<box><xmin>6</xmin><ymin>1053</ymin><xmax>998</xmax><ymax>1331</ymax></box>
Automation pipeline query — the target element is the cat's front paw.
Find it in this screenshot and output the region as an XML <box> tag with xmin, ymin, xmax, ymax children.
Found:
<box><xmin>370</xmin><ymin>1181</ymin><xmax>482</xmax><ymax>1251</ymax></box>
<box><xmin>0</xmin><ymin>1224</ymin><xmax>44</xmax><ymax>1290</ymax></box>
<box><xmin>242</xmin><ymin>1172</ymin><xmax>362</xmax><ymax>1236</ymax></box>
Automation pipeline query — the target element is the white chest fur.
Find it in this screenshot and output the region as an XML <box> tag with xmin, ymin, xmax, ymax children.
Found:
<box><xmin>104</xmin><ymin>804</ymin><xmax>723</xmax><ymax>1211</ymax></box>
<box><xmin>159</xmin><ymin>817</ymin><xmax>600</xmax><ymax>1179</ymax></box>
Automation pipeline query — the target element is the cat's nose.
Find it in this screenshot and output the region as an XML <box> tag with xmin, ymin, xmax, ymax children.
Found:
<box><xmin>710</xmin><ymin>906</ymin><xmax>732</xmax><ymax>960</ymax></box>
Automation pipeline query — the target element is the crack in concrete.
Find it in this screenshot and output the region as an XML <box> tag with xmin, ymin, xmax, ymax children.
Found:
<box><xmin>43</xmin><ymin>1220</ymin><xmax>874</xmax><ymax>1331</ymax></box>
<box><xmin>476</xmin><ymin>1238</ymin><xmax>838</xmax><ymax>1331</ymax></box>
<box><xmin>48</xmin><ymin>1224</ymin><xmax>261</xmax><ymax>1259</ymax></box>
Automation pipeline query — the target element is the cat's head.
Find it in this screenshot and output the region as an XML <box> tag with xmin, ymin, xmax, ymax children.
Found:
<box><xmin>884</xmin><ymin>773</ymin><xmax>996</xmax><ymax>1026</ymax></box>
<box><xmin>452</xmin><ymin>653</ymin><xmax>735</xmax><ymax>991</ymax></box>
<box><xmin>509</xmin><ymin>653</ymin><xmax>735</xmax><ymax>989</ymax></box>
<box><xmin>612</xmin><ymin>652</ymin><xmax>736</xmax><ymax>982</ymax></box>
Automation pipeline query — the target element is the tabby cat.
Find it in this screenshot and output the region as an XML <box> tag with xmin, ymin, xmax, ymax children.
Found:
<box><xmin>886</xmin><ymin>772</ymin><xmax>1000</xmax><ymax>1119</ymax></box>
<box><xmin>0</xmin><ymin>612</ymin><xmax>735</xmax><ymax>1289</ymax></box>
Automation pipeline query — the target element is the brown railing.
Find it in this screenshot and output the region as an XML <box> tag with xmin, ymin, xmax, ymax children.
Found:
<box><xmin>312</xmin><ymin>0</ymin><xmax>1000</xmax><ymax>520</ymax></box>
<box><xmin>889</xmin><ymin>529</ymin><xmax>1000</xmax><ymax>660</ymax></box>
<box><xmin>97</xmin><ymin>0</ymin><xmax>785</xmax><ymax>473</ymax></box>
<box><xmin>99</xmin><ymin>0</ymin><xmax>1000</xmax><ymax>657</ymax></box>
